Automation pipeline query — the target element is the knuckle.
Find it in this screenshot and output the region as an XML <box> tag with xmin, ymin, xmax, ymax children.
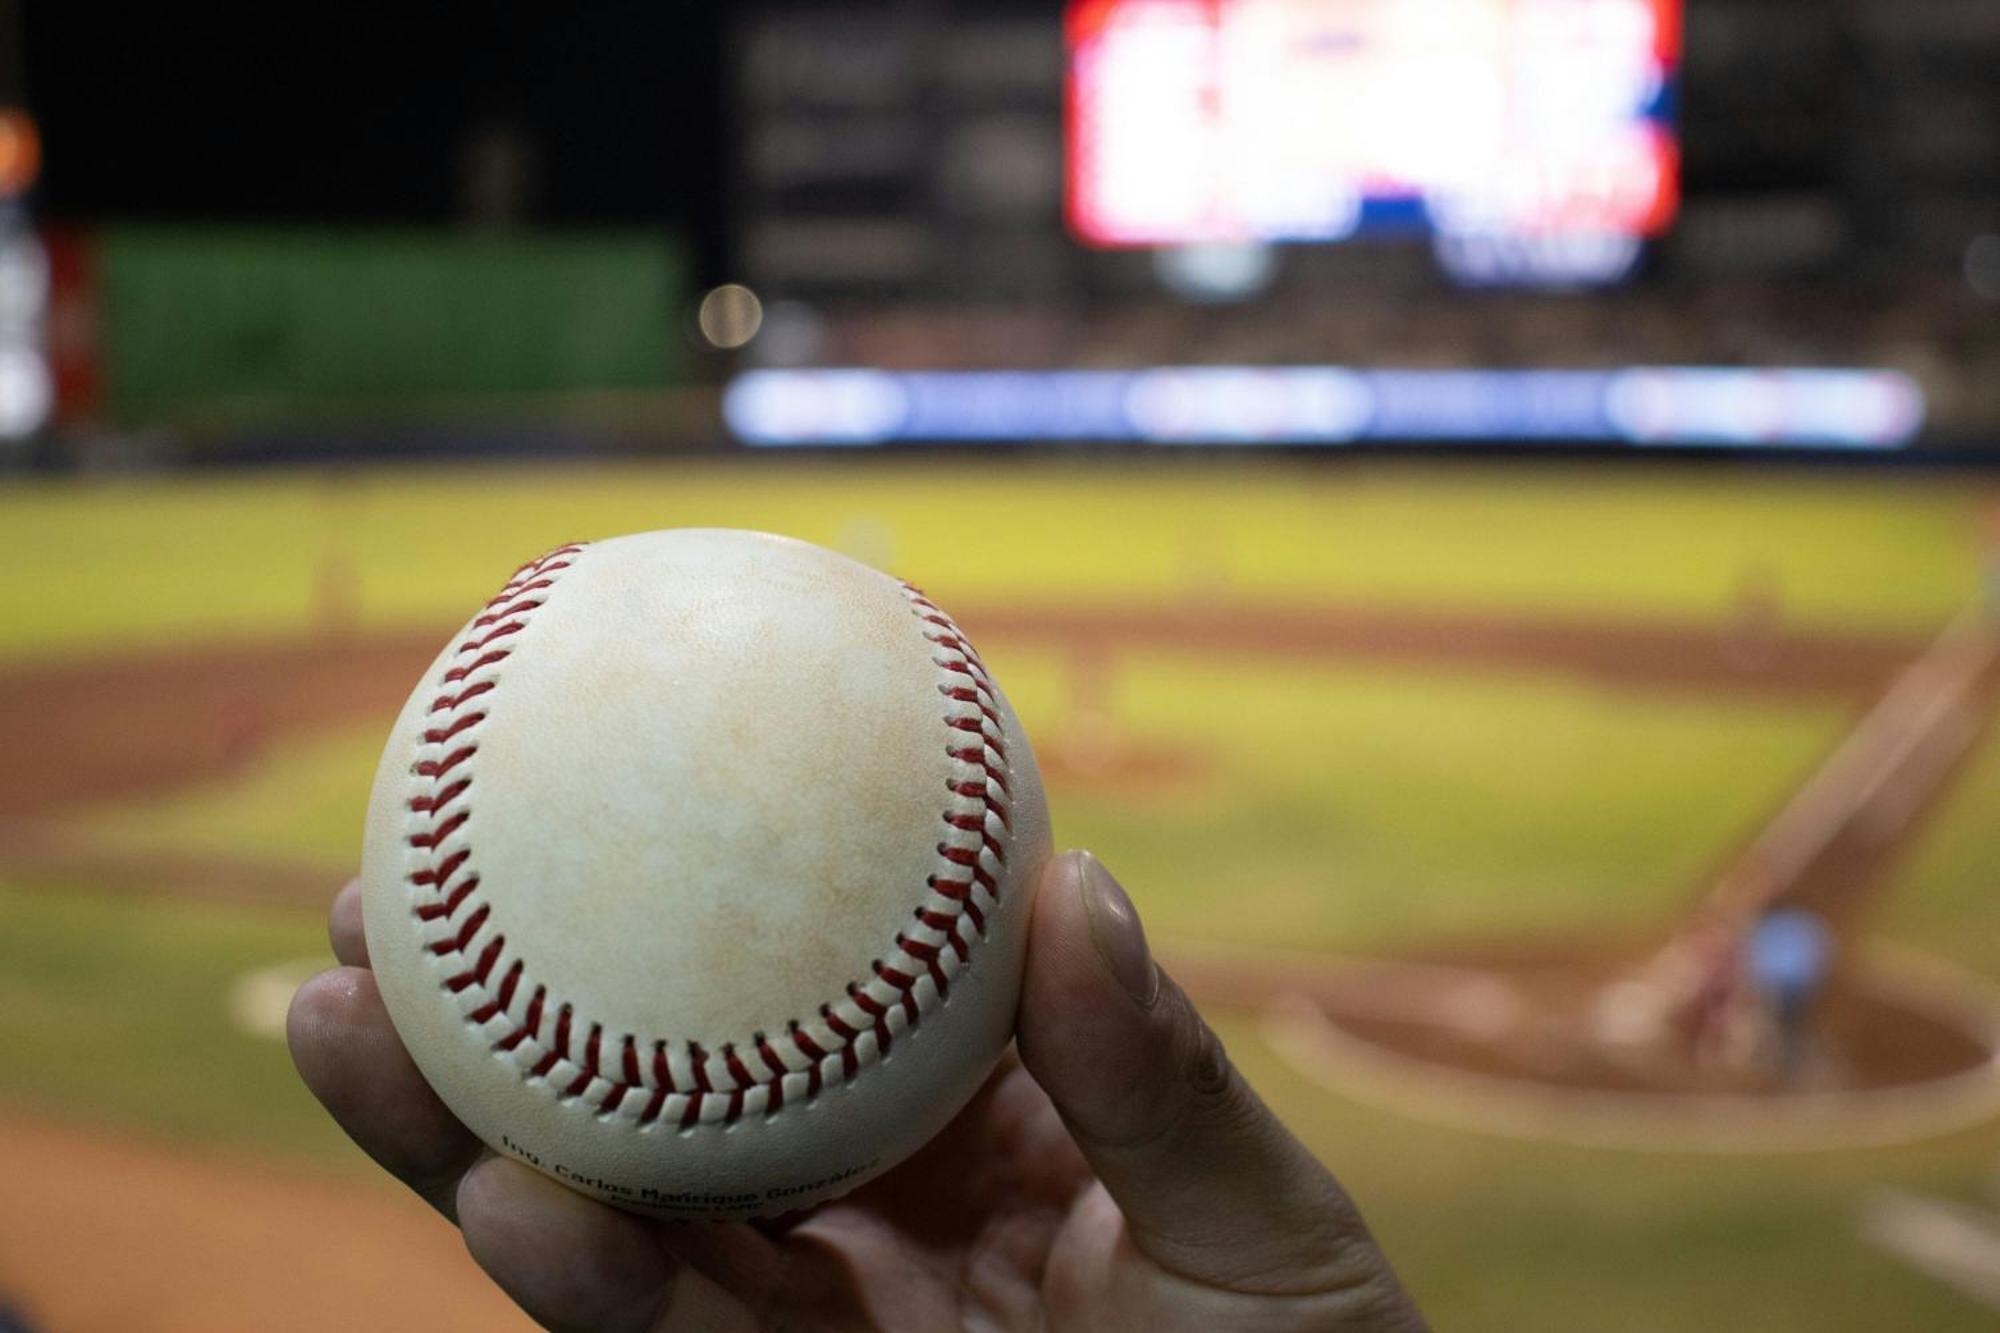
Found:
<box><xmin>1184</xmin><ymin>1012</ymin><xmax>1233</xmax><ymax>1099</ymax></box>
<box><xmin>1164</xmin><ymin>984</ymin><xmax>1254</xmax><ymax>1125</ymax></box>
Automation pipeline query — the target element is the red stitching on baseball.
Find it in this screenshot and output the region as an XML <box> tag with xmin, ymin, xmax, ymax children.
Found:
<box><xmin>941</xmin><ymin>686</ymin><xmax>1003</xmax><ymax>728</ymax></box>
<box><xmin>621</xmin><ymin>1035</ymin><xmax>643</xmax><ymax>1085</ymax></box>
<box><xmin>935</xmin><ymin>844</ymin><xmax>983</xmax><ymax>869</ymax></box>
<box><xmin>412</xmin><ymin>848</ymin><xmax>469</xmax><ymax>888</ymax></box>
<box><xmin>415</xmin><ymin>746</ymin><xmax>478</xmax><ymax>780</ymax></box>
<box><xmin>553</xmin><ymin>1004</ymin><xmax>575</xmax><ymax>1063</ymax></box>
<box><xmin>415</xmin><ymin>875</ymin><xmax>477</xmax><ymax>921</ymax></box>
<box><xmin>456</xmin><ymin>933</ymin><xmax>505</xmax><ymax>989</ymax></box>
<box><xmin>421</xmin><ymin>712</ymin><xmax>485</xmax><ymax>745</ymax></box>
<box><xmin>524</xmin><ymin>987</ymin><xmax>546</xmax><ymax>1039</ymax></box>
<box><xmin>723</xmin><ymin>1044</ymin><xmax>756</xmax><ymax>1090</ymax></box>
<box><xmin>458</xmin><ymin>620</ymin><xmax>528</xmax><ymax>654</ymax></box>
<box><xmin>783</xmin><ymin>1024</ymin><xmax>823</xmax><ymax>1096</ymax></box>
<box><xmin>497</xmin><ymin>959</ymin><xmax>524</xmax><ymax>1011</ymax></box>
<box><xmin>485</xmin><ymin>578</ymin><xmax>552</xmax><ymax>608</ymax></box>
<box><xmin>755</xmin><ymin>1033</ymin><xmax>788</xmax><ymax>1079</ymax></box>
<box><xmin>848</xmin><ymin>984</ymin><xmax>893</xmax><ymax>1053</ymax></box>
<box><xmin>474</xmin><ymin>598</ymin><xmax>544</xmax><ymax>629</ymax></box>
<box><xmin>406</xmin><ymin>549</ymin><xmax>1012</xmax><ymax>1131</ymax></box>
<box><xmin>432</xmin><ymin>904</ymin><xmax>490</xmax><ymax>956</ymax></box>
<box><xmin>916</xmin><ymin>908</ymin><xmax>966</xmax><ymax>951</ymax></box>
<box><xmin>948</xmin><ymin>778</ymin><xmax>1010</xmax><ymax>821</ymax></box>
<box><xmin>444</xmin><ymin>651</ymin><xmax>511</xmax><ymax>685</ymax></box>
<box><xmin>928</xmin><ymin>877</ymin><xmax>972</xmax><ymax>903</ymax></box>
<box><xmin>823</xmin><ymin>1004</ymin><xmax>859</xmax><ymax>1043</ymax></box>
<box><xmin>429</xmin><ymin>680</ymin><xmax>496</xmax><ymax>713</ymax></box>
<box><xmin>566</xmin><ymin>1025</ymin><xmax>602</xmax><ymax>1100</ymax></box>
<box><xmin>874</xmin><ymin>960</ymin><xmax>923</xmax><ymax>1024</ymax></box>
<box><xmin>409</xmin><ymin>777</ymin><xmax>471</xmax><ymax>814</ymax></box>
<box><xmin>478</xmin><ymin>937</ymin><xmax>506</xmax><ymax>980</ymax></box>
<box><xmin>900</xmin><ymin>936</ymin><xmax>952</xmax><ymax>994</ymax></box>
<box><xmin>408</xmin><ymin>809</ymin><xmax>469</xmax><ymax>850</ymax></box>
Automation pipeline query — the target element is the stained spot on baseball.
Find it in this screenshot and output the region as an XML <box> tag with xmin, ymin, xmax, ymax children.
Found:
<box><xmin>360</xmin><ymin>529</ymin><xmax>1051</xmax><ymax>1219</ymax></box>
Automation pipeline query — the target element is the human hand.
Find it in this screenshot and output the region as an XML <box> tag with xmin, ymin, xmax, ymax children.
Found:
<box><xmin>289</xmin><ymin>850</ymin><xmax>1427</xmax><ymax>1331</ymax></box>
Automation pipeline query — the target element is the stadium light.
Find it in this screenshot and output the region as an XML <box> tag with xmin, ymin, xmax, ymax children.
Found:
<box><xmin>698</xmin><ymin>284</ymin><xmax>766</xmax><ymax>350</ymax></box>
<box><xmin>0</xmin><ymin>344</ymin><xmax>51</xmax><ymax>440</ymax></box>
<box><xmin>0</xmin><ymin>109</ymin><xmax>38</xmax><ymax>199</ymax></box>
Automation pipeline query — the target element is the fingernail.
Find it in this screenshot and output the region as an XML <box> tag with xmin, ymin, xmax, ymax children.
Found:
<box><xmin>1079</xmin><ymin>853</ymin><xmax>1159</xmax><ymax>1007</ymax></box>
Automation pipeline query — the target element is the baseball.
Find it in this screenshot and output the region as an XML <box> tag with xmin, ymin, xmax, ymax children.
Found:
<box><xmin>360</xmin><ymin>529</ymin><xmax>1051</xmax><ymax>1219</ymax></box>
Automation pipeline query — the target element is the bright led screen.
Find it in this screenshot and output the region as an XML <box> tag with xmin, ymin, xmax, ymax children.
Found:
<box><xmin>1067</xmin><ymin>0</ymin><xmax>1680</xmax><ymax>248</ymax></box>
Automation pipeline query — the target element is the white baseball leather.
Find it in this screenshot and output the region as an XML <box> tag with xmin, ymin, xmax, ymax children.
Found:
<box><xmin>361</xmin><ymin>529</ymin><xmax>1050</xmax><ymax>1219</ymax></box>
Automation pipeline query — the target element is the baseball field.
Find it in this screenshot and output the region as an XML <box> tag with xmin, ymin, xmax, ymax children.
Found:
<box><xmin>4</xmin><ymin>458</ymin><xmax>1999</xmax><ymax>1330</ymax></box>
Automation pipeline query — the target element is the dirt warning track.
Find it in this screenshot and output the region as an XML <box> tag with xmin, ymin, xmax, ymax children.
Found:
<box><xmin>0</xmin><ymin>1112</ymin><xmax>530</xmax><ymax>1333</ymax></box>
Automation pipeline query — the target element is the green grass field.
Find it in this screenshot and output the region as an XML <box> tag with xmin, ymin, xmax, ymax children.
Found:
<box><xmin>4</xmin><ymin>458</ymin><xmax>1998</xmax><ymax>1330</ymax></box>
<box><xmin>0</xmin><ymin>460</ymin><xmax>1984</xmax><ymax>660</ymax></box>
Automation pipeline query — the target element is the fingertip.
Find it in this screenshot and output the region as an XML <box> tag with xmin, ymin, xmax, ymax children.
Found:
<box><xmin>459</xmin><ymin>1157</ymin><xmax>679</xmax><ymax>1333</ymax></box>
<box><xmin>1077</xmin><ymin>851</ymin><xmax>1159</xmax><ymax>1006</ymax></box>
<box><xmin>1018</xmin><ymin>850</ymin><xmax>1158</xmax><ymax>1107</ymax></box>
<box><xmin>285</xmin><ymin>965</ymin><xmax>370</xmax><ymax>1076</ymax></box>
<box><xmin>1022</xmin><ymin>851</ymin><xmax>1127</xmax><ymax>1018</ymax></box>
<box><xmin>286</xmin><ymin>965</ymin><xmax>481</xmax><ymax>1218</ymax></box>
<box><xmin>329</xmin><ymin>877</ymin><xmax>368</xmax><ymax>967</ymax></box>
<box><xmin>1029</xmin><ymin>849</ymin><xmax>1091</xmax><ymax>939</ymax></box>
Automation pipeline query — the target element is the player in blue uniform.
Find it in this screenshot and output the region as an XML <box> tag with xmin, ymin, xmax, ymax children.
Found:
<box><xmin>1748</xmin><ymin>907</ymin><xmax>1836</xmax><ymax>1080</ymax></box>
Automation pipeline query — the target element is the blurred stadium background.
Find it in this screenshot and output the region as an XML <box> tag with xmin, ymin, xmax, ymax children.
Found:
<box><xmin>3</xmin><ymin>2</ymin><xmax>2000</xmax><ymax>1330</ymax></box>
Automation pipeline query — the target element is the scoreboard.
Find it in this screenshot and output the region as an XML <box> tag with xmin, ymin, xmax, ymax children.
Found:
<box><xmin>1067</xmin><ymin>0</ymin><xmax>1680</xmax><ymax>248</ymax></box>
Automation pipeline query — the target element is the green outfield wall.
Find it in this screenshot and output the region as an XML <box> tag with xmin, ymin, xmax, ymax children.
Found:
<box><xmin>97</xmin><ymin>228</ymin><xmax>689</xmax><ymax>425</ymax></box>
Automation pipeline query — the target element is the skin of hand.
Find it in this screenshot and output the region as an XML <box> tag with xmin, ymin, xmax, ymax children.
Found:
<box><xmin>288</xmin><ymin>851</ymin><xmax>1429</xmax><ymax>1332</ymax></box>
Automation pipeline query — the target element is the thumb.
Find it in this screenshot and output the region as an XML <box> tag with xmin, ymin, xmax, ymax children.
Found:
<box><xmin>1016</xmin><ymin>851</ymin><xmax>1417</xmax><ymax>1315</ymax></box>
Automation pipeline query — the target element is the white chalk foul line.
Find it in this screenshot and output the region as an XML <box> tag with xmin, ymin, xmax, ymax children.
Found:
<box><xmin>1859</xmin><ymin>1190</ymin><xmax>2000</xmax><ymax>1313</ymax></box>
